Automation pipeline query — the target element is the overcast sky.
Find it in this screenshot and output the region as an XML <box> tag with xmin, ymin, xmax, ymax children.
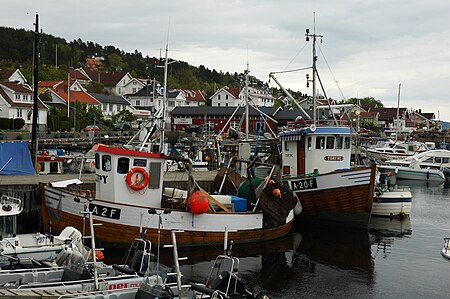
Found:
<box><xmin>2</xmin><ymin>0</ymin><xmax>450</xmax><ymax>120</ymax></box>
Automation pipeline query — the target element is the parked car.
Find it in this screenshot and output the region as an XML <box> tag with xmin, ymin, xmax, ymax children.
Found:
<box><xmin>83</xmin><ymin>125</ymin><xmax>100</xmax><ymax>132</ymax></box>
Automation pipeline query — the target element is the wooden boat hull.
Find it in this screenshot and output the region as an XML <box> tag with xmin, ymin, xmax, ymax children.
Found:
<box><xmin>284</xmin><ymin>165</ymin><xmax>376</xmax><ymax>229</ymax></box>
<box><xmin>41</xmin><ymin>184</ymin><xmax>293</xmax><ymax>248</ymax></box>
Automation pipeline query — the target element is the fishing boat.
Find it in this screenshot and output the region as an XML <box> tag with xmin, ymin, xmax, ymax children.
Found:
<box><xmin>41</xmin><ymin>144</ymin><xmax>297</xmax><ymax>248</ymax></box>
<box><xmin>0</xmin><ymin>194</ymin><xmax>83</xmax><ymax>266</ymax></box>
<box><xmin>271</xmin><ymin>28</ymin><xmax>376</xmax><ymax>229</ymax></box>
<box><xmin>372</xmin><ymin>172</ymin><xmax>412</xmax><ymax>217</ymax></box>
<box><xmin>280</xmin><ymin>126</ymin><xmax>376</xmax><ymax>228</ymax></box>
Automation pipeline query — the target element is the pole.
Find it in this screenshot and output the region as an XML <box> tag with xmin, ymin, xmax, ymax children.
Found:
<box><xmin>396</xmin><ymin>83</ymin><xmax>401</xmax><ymax>132</ymax></box>
<box><xmin>245</xmin><ymin>64</ymin><xmax>249</xmax><ymax>140</ymax></box>
<box><xmin>312</xmin><ymin>34</ymin><xmax>317</xmax><ymax>125</ymax></box>
<box><xmin>67</xmin><ymin>73</ymin><xmax>70</xmax><ymax>117</ymax></box>
<box><xmin>31</xmin><ymin>13</ymin><xmax>40</xmax><ymax>168</ymax></box>
<box><xmin>161</xmin><ymin>45</ymin><xmax>168</xmax><ymax>151</ymax></box>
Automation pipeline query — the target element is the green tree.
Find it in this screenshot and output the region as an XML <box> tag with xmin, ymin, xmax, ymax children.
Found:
<box><xmin>107</xmin><ymin>53</ymin><xmax>124</xmax><ymax>71</ymax></box>
<box><xmin>112</xmin><ymin>110</ymin><xmax>135</xmax><ymax>124</ymax></box>
<box><xmin>339</xmin><ymin>97</ymin><xmax>384</xmax><ymax>107</ymax></box>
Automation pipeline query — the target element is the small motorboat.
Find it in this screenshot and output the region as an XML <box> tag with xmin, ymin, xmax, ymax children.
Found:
<box><xmin>441</xmin><ymin>237</ymin><xmax>450</xmax><ymax>260</ymax></box>
<box><xmin>0</xmin><ymin>194</ymin><xmax>83</xmax><ymax>267</ymax></box>
<box><xmin>372</xmin><ymin>172</ymin><xmax>412</xmax><ymax>217</ymax></box>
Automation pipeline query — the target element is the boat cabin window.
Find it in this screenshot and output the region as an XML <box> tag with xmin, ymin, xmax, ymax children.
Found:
<box><xmin>336</xmin><ymin>137</ymin><xmax>343</xmax><ymax>149</ymax></box>
<box><xmin>326</xmin><ymin>137</ymin><xmax>334</xmax><ymax>149</ymax></box>
<box><xmin>133</xmin><ymin>159</ymin><xmax>147</xmax><ymax>167</ymax></box>
<box><xmin>424</xmin><ymin>157</ymin><xmax>434</xmax><ymax>163</ymax></box>
<box><xmin>284</xmin><ymin>140</ymin><xmax>289</xmax><ymax>151</ymax></box>
<box><xmin>102</xmin><ymin>155</ymin><xmax>112</xmax><ymax>172</ymax></box>
<box><xmin>117</xmin><ymin>157</ymin><xmax>130</xmax><ymax>174</ymax></box>
<box><xmin>95</xmin><ymin>153</ymin><xmax>100</xmax><ymax>170</ymax></box>
<box><xmin>344</xmin><ymin>137</ymin><xmax>351</xmax><ymax>149</ymax></box>
<box><xmin>316</xmin><ymin>137</ymin><xmax>325</xmax><ymax>150</ymax></box>
<box><xmin>443</xmin><ymin>157</ymin><xmax>449</xmax><ymax>164</ymax></box>
<box><xmin>307</xmin><ymin>137</ymin><xmax>312</xmax><ymax>150</ymax></box>
<box><xmin>148</xmin><ymin>162</ymin><xmax>161</xmax><ymax>189</ymax></box>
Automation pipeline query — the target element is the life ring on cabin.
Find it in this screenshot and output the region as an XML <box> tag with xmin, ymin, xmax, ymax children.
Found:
<box><xmin>126</xmin><ymin>167</ymin><xmax>149</xmax><ymax>191</ymax></box>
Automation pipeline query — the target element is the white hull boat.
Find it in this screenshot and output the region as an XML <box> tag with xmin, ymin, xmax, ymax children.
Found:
<box><xmin>372</xmin><ymin>186</ymin><xmax>412</xmax><ymax>217</ymax></box>
<box><xmin>0</xmin><ymin>195</ymin><xmax>83</xmax><ymax>266</ymax></box>
<box><xmin>377</xmin><ymin>164</ymin><xmax>446</xmax><ymax>182</ymax></box>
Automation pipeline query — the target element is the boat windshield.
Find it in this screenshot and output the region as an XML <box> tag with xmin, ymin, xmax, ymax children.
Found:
<box><xmin>0</xmin><ymin>215</ymin><xmax>17</xmax><ymax>238</ymax></box>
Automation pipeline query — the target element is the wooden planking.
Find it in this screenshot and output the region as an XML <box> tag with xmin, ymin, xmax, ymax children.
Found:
<box><xmin>42</xmin><ymin>203</ymin><xmax>293</xmax><ymax>248</ymax></box>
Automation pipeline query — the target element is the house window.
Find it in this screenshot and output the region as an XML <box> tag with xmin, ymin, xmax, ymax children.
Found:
<box><xmin>108</xmin><ymin>104</ymin><xmax>113</xmax><ymax>112</ymax></box>
<box><xmin>218</xmin><ymin>95</ymin><xmax>221</xmax><ymax>100</ymax></box>
<box><xmin>15</xmin><ymin>94</ymin><xmax>20</xmax><ymax>100</ymax></box>
<box><xmin>226</xmin><ymin>103</ymin><xmax>228</xmax><ymax>107</ymax></box>
<box><xmin>136</xmin><ymin>100</ymin><xmax>140</xmax><ymax>106</ymax></box>
<box><xmin>17</xmin><ymin>108</ymin><xmax>23</xmax><ymax>118</ymax></box>
<box><xmin>103</xmin><ymin>104</ymin><xmax>107</xmax><ymax>111</ymax></box>
<box><xmin>218</xmin><ymin>103</ymin><xmax>220</xmax><ymax>107</ymax></box>
<box><xmin>22</xmin><ymin>95</ymin><xmax>27</xmax><ymax>101</ymax></box>
<box><xmin>226</xmin><ymin>95</ymin><xmax>229</xmax><ymax>100</ymax></box>
<box><xmin>132</xmin><ymin>88</ymin><xmax>136</xmax><ymax>93</ymax></box>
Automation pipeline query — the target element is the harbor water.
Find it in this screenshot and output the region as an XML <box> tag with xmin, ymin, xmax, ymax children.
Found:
<box><xmin>136</xmin><ymin>180</ymin><xmax>450</xmax><ymax>299</ymax></box>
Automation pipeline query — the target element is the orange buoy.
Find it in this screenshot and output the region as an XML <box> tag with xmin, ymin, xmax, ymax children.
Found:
<box><xmin>272</xmin><ymin>188</ymin><xmax>281</xmax><ymax>198</ymax></box>
<box><xmin>95</xmin><ymin>250</ymin><xmax>104</xmax><ymax>260</ymax></box>
<box><xmin>188</xmin><ymin>190</ymin><xmax>210</xmax><ymax>214</ymax></box>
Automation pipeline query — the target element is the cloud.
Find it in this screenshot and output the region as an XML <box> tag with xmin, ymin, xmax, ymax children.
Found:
<box><xmin>2</xmin><ymin>0</ymin><xmax>450</xmax><ymax>119</ymax></box>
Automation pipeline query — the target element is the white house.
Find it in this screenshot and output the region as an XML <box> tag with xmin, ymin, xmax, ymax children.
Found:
<box><xmin>81</xmin><ymin>68</ymin><xmax>135</xmax><ymax>96</ymax></box>
<box><xmin>211</xmin><ymin>85</ymin><xmax>275</xmax><ymax>107</ymax></box>
<box><xmin>125</xmin><ymin>82</ymin><xmax>162</xmax><ymax>113</ymax></box>
<box><xmin>89</xmin><ymin>93</ymin><xmax>134</xmax><ymax>118</ymax></box>
<box><xmin>174</xmin><ymin>89</ymin><xmax>206</xmax><ymax>107</ymax></box>
<box><xmin>0</xmin><ymin>69</ymin><xmax>27</xmax><ymax>84</ymax></box>
<box><xmin>210</xmin><ymin>86</ymin><xmax>241</xmax><ymax>107</ymax></box>
<box><xmin>0</xmin><ymin>82</ymin><xmax>48</xmax><ymax>131</ymax></box>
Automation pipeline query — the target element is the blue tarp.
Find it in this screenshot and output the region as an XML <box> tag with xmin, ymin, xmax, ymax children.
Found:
<box><xmin>0</xmin><ymin>142</ymin><xmax>36</xmax><ymax>175</ymax></box>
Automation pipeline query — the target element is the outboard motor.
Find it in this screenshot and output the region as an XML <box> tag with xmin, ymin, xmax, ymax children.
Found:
<box><xmin>441</xmin><ymin>166</ymin><xmax>450</xmax><ymax>178</ymax></box>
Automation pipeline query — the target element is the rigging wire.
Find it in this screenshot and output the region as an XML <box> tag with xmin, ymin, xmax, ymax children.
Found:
<box><xmin>284</xmin><ymin>41</ymin><xmax>309</xmax><ymax>70</ymax></box>
<box><xmin>317</xmin><ymin>43</ymin><xmax>347</xmax><ymax>101</ymax></box>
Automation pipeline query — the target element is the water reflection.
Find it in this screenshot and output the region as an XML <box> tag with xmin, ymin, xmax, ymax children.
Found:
<box><xmin>369</xmin><ymin>216</ymin><xmax>412</xmax><ymax>260</ymax></box>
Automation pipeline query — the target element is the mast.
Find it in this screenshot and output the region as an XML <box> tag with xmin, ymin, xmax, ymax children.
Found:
<box><xmin>396</xmin><ymin>83</ymin><xmax>401</xmax><ymax>132</ymax></box>
<box><xmin>244</xmin><ymin>63</ymin><xmax>250</xmax><ymax>140</ymax></box>
<box><xmin>306</xmin><ymin>28</ymin><xmax>323</xmax><ymax>125</ymax></box>
<box><xmin>161</xmin><ymin>44</ymin><xmax>168</xmax><ymax>151</ymax></box>
<box><xmin>31</xmin><ymin>13</ymin><xmax>40</xmax><ymax>167</ymax></box>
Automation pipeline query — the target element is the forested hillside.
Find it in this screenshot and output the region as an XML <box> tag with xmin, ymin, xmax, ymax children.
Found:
<box><xmin>0</xmin><ymin>26</ymin><xmax>285</xmax><ymax>101</ymax></box>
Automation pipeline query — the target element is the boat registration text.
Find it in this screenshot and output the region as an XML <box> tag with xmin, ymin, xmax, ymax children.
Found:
<box><xmin>290</xmin><ymin>178</ymin><xmax>318</xmax><ymax>191</ymax></box>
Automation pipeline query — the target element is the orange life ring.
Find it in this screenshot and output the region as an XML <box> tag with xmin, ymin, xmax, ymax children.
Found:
<box><xmin>126</xmin><ymin>167</ymin><xmax>149</xmax><ymax>191</ymax></box>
